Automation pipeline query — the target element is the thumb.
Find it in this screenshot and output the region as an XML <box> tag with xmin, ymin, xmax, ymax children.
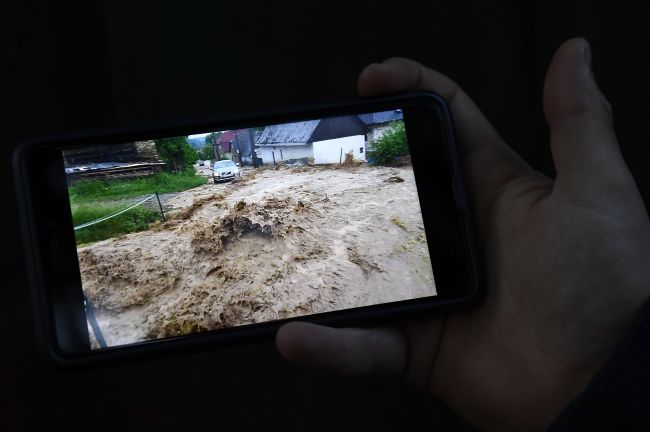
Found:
<box><xmin>544</xmin><ymin>38</ymin><xmax>628</xmax><ymax>192</ymax></box>
<box><xmin>275</xmin><ymin>322</ymin><xmax>407</xmax><ymax>375</ymax></box>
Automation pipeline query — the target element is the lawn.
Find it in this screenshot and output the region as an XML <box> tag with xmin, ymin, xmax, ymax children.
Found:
<box><xmin>69</xmin><ymin>170</ymin><xmax>207</xmax><ymax>245</ymax></box>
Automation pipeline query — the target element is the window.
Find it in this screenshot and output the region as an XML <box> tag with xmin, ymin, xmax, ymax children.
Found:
<box><xmin>214</xmin><ymin>160</ymin><xmax>236</xmax><ymax>168</ymax></box>
<box><xmin>359</xmin><ymin>147</ymin><xmax>364</xmax><ymax>153</ymax></box>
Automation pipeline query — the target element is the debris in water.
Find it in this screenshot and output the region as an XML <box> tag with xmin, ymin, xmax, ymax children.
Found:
<box><xmin>391</xmin><ymin>216</ymin><xmax>407</xmax><ymax>230</ymax></box>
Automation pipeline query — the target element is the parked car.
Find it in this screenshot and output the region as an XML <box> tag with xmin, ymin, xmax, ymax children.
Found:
<box><xmin>212</xmin><ymin>160</ymin><xmax>240</xmax><ymax>183</ymax></box>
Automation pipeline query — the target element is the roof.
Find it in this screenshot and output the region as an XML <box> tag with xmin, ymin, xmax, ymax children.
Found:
<box><xmin>256</xmin><ymin>120</ymin><xmax>320</xmax><ymax>146</ymax></box>
<box><xmin>217</xmin><ymin>130</ymin><xmax>236</xmax><ymax>145</ymax></box>
<box><xmin>357</xmin><ymin>110</ymin><xmax>403</xmax><ymax>126</ymax></box>
<box><xmin>64</xmin><ymin>161</ymin><xmax>164</xmax><ymax>174</ymax></box>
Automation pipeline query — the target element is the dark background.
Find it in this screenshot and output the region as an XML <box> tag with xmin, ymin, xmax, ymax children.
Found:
<box><xmin>2</xmin><ymin>1</ymin><xmax>648</xmax><ymax>430</ymax></box>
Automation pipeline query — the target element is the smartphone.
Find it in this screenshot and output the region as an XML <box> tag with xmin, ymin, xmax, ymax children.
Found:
<box><xmin>13</xmin><ymin>91</ymin><xmax>481</xmax><ymax>366</ymax></box>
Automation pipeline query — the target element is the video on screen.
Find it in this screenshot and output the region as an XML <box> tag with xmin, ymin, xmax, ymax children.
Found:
<box><xmin>63</xmin><ymin>110</ymin><xmax>437</xmax><ymax>349</ymax></box>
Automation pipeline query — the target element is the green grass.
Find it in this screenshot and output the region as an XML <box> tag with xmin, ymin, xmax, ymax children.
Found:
<box><xmin>68</xmin><ymin>169</ymin><xmax>207</xmax><ymax>204</ymax></box>
<box><xmin>72</xmin><ymin>204</ymin><xmax>161</xmax><ymax>245</ymax></box>
<box><xmin>68</xmin><ymin>170</ymin><xmax>206</xmax><ymax>245</ymax></box>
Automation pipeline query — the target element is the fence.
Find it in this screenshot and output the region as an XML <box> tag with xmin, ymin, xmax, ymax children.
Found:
<box><xmin>73</xmin><ymin>193</ymin><xmax>166</xmax><ymax>232</ymax></box>
<box><xmin>75</xmin><ymin>192</ymin><xmax>165</xmax><ymax>348</ymax></box>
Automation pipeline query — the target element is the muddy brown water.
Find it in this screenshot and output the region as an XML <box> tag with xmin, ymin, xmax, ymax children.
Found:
<box><xmin>79</xmin><ymin>165</ymin><xmax>436</xmax><ymax>347</ymax></box>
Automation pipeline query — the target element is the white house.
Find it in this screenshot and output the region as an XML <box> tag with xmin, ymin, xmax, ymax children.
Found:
<box><xmin>255</xmin><ymin>115</ymin><xmax>368</xmax><ymax>165</ymax></box>
<box><xmin>357</xmin><ymin>110</ymin><xmax>404</xmax><ymax>149</ymax></box>
<box><xmin>313</xmin><ymin>135</ymin><xmax>366</xmax><ymax>164</ymax></box>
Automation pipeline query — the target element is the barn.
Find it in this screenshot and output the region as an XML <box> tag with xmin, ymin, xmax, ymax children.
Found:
<box><xmin>63</xmin><ymin>140</ymin><xmax>165</xmax><ymax>183</ymax></box>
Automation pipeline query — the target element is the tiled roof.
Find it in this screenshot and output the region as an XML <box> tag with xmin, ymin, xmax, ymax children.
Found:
<box><xmin>357</xmin><ymin>110</ymin><xmax>403</xmax><ymax>125</ymax></box>
<box><xmin>256</xmin><ymin>120</ymin><xmax>320</xmax><ymax>146</ymax></box>
<box><xmin>217</xmin><ymin>130</ymin><xmax>237</xmax><ymax>145</ymax></box>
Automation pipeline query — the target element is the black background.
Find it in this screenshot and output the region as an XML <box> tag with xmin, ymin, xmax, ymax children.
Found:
<box><xmin>2</xmin><ymin>1</ymin><xmax>648</xmax><ymax>430</ymax></box>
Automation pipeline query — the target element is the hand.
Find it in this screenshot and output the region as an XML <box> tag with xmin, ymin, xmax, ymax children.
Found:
<box><xmin>275</xmin><ymin>38</ymin><xmax>650</xmax><ymax>430</ymax></box>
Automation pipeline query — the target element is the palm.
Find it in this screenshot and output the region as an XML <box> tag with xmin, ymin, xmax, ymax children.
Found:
<box><xmin>277</xmin><ymin>39</ymin><xmax>650</xmax><ymax>430</ymax></box>
<box><xmin>428</xmin><ymin>173</ymin><xmax>640</xmax><ymax>428</ymax></box>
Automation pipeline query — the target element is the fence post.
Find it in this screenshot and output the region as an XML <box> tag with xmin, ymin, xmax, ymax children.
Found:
<box><xmin>84</xmin><ymin>294</ymin><xmax>107</xmax><ymax>348</ymax></box>
<box><xmin>155</xmin><ymin>192</ymin><xmax>166</xmax><ymax>221</ymax></box>
<box><xmin>339</xmin><ymin>147</ymin><xmax>343</xmax><ymax>164</ymax></box>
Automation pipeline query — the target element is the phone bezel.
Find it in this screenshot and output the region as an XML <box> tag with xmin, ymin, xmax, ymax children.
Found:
<box><xmin>13</xmin><ymin>91</ymin><xmax>482</xmax><ymax>366</ymax></box>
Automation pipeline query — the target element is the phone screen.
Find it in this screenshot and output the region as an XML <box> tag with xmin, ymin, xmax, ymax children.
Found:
<box><xmin>63</xmin><ymin>110</ymin><xmax>437</xmax><ymax>349</ymax></box>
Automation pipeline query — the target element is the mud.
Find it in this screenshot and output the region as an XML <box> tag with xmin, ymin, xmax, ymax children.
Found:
<box><xmin>79</xmin><ymin>165</ymin><xmax>436</xmax><ymax>347</ymax></box>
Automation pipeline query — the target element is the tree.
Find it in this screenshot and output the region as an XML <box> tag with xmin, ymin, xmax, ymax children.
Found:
<box><xmin>197</xmin><ymin>142</ymin><xmax>214</xmax><ymax>161</ymax></box>
<box><xmin>204</xmin><ymin>132</ymin><xmax>222</xmax><ymax>146</ymax></box>
<box><xmin>154</xmin><ymin>136</ymin><xmax>197</xmax><ymax>172</ymax></box>
<box><xmin>199</xmin><ymin>132</ymin><xmax>223</xmax><ymax>161</ymax></box>
<box><xmin>367</xmin><ymin>121</ymin><xmax>409</xmax><ymax>165</ymax></box>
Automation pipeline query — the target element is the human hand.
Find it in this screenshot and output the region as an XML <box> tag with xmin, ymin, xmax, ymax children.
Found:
<box><xmin>275</xmin><ymin>38</ymin><xmax>650</xmax><ymax>430</ymax></box>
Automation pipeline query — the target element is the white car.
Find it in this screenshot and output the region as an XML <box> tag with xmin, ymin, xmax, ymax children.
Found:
<box><xmin>212</xmin><ymin>160</ymin><xmax>240</xmax><ymax>183</ymax></box>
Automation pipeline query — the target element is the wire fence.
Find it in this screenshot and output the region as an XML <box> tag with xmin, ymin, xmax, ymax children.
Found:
<box><xmin>76</xmin><ymin>194</ymin><xmax>165</xmax><ymax>347</ymax></box>
<box><xmin>73</xmin><ymin>193</ymin><xmax>165</xmax><ymax>231</ymax></box>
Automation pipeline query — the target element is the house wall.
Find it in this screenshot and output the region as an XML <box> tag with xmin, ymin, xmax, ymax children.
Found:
<box><xmin>231</xmin><ymin>129</ymin><xmax>257</xmax><ymax>165</ymax></box>
<box><xmin>220</xmin><ymin>142</ymin><xmax>232</xmax><ymax>153</ymax></box>
<box><xmin>313</xmin><ymin>135</ymin><xmax>366</xmax><ymax>164</ymax></box>
<box><xmin>368</xmin><ymin>124</ymin><xmax>391</xmax><ymax>145</ymax></box>
<box><xmin>256</xmin><ymin>144</ymin><xmax>314</xmax><ymax>165</ymax></box>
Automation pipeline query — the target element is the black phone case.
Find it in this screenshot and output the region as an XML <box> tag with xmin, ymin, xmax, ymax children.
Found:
<box><xmin>13</xmin><ymin>91</ymin><xmax>482</xmax><ymax>367</ymax></box>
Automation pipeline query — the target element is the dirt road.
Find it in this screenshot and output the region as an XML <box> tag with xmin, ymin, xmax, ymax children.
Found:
<box><xmin>79</xmin><ymin>164</ymin><xmax>436</xmax><ymax>347</ymax></box>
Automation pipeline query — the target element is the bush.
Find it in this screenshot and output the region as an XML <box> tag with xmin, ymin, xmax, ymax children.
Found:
<box><xmin>155</xmin><ymin>136</ymin><xmax>197</xmax><ymax>172</ymax></box>
<box><xmin>368</xmin><ymin>121</ymin><xmax>409</xmax><ymax>165</ymax></box>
